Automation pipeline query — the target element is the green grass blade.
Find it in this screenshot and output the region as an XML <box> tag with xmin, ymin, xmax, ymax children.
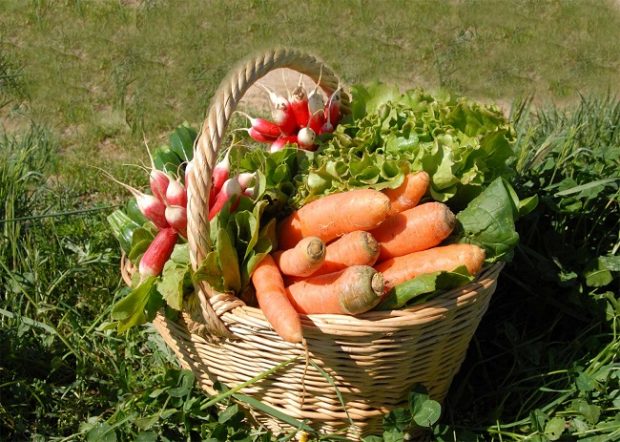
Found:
<box><xmin>232</xmin><ymin>392</ymin><xmax>314</xmax><ymax>433</ymax></box>
<box><xmin>201</xmin><ymin>356</ymin><xmax>298</xmax><ymax>409</ymax></box>
<box><xmin>308</xmin><ymin>360</ymin><xmax>354</xmax><ymax>426</ymax></box>
<box><xmin>553</xmin><ymin>177</ymin><xmax>619</xmax><ymax>197</ymax></box>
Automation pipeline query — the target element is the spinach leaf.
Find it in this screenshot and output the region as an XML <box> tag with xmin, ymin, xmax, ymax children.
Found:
<box><xmin>456</xmin><ymin>178</ymin><xmax>521</xmax><ymax>262</ymax></box>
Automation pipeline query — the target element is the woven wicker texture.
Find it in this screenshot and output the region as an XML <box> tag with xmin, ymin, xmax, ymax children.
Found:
<box><xmin>130</xmin><ymin>48</ymin><xmax>505</xmax><ymax>439</ymax></box>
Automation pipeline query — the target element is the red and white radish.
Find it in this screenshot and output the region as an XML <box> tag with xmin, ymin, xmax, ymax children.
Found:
<box><xmin>326</xmin><ymin>88</ymin><xmax>342</xmax><ymax>126</ymax></box>
<box><xmin>237</xmin><ymin>111</ymin><xmax>281</xmax><ymax>139</ymax></box>
<box><xmin>247</xmin><ymin>127</ymin><xmax>279</xmax><ymax>143</ymax></box>
<box><xmin>165</xmin><ymin>205</ymin><xmax>187</xmax><ymax>238</ymax></box>
<box><xmin>272</xmin><ymin>106</ymin><xmax>298</xmax><ymax>135</ymax></box>
<box><xmin>243</xmin><ymin>186</ymin><xmax>256</xmax><ymax>198</ymax></box>
<box><xmin>139</xmin><ymin>227</ymin><xmax>178</xmax><ymax>279</ymax></box>
<box><xmin>257</xmin><ymin>83</ymin><xmax>289</xmax><ymax>110</ymax></box>
<box><xmin>149</xmin><ymin>169</ymin><xmax>170</xmax><ymax>202</ymax></box>
<box><xmin>166</xmin><ymin>177</ymin><xmax>187</xmax><ymax>208</ymax></box>
<box><xmin>270</xmin><ymin>135</ymin><xmax>298</xmax><ymax>152</ymax></box>
<box><xmin>238</xmin><ymin>171</ymin><xmax>256</xmax><ymax>191</ymax></box>
<box><xmin>297</xmin><ymin>127</ymin><xmax>316</xmax><ymax>149</ymax></box>
<box><xmin>208</xmin><ymin>177</ymin><xmax>242</xmax><ymax>221</ymax></box>
<box><xmin>289</xmin><ymin>77</ymin><xmax>310</xmax><ymax>127</ymax></box>
<box><xmin>209</xmin><ymin>151</ymin><xmax>231</xmax><ymax>208</ymax></box>
<box><xmin>98</xmin><ymin>168</ymin><xmax>169</xmax><ymax>229</ymax></box>
<box><xmin>308</xmin><ymin>110</ymin><xmax>326</xmax><ymax>135</ymax></box>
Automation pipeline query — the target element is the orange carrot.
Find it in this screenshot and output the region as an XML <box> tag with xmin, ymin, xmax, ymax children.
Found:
<box><xmin>286</xmin><ymin>265</ymin><xmax>384</xmax><ymax>315</ymax></box>
<box><xmin>312</xmin><ymin>231</ymin><xmax>379</xmax><ymax>276</ymax></box>
<box><xmin>273</xmin><ymin>236</ymin><xmax>326</xmax><ymax>277</ymax></box>
<box><xmin>383</xmin><ymin>171</ymin><xmax>430</xmax><ymax>214</ymax></box>
<box><xmin>251</xmin><ymin>255</ymin><xmax>303</xmax><ymax>343</ymax></box>
<box><xmin>278</xmin><ymin>189</ymin><xmax>391</xmax><ymax>249</ymax></box>
<box><xmin>371</xmin><ymin>202</ymin><xmax>456</xmax><ymax>262</ymax></box>
<box><xmin>376</xmin><ymin>244</ymin><xmax>486</xmax><ymax>291</ymax></box>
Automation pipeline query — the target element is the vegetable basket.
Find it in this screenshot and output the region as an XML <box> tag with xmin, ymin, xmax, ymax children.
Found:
<box><xmin>123</xmin><ymin>48</ymin><xmax>505</xmax><ymax>439</ymax></box>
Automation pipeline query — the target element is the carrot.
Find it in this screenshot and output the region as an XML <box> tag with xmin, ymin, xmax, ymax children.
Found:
<box><xmin>376</xmin><ymin>244</ymin><xmax>486</xmax><ymax>291</ymax></box>
<box><xmin>278</xmin><ymin>189</ymin><xmax>391</xmax><ymax>249</ymax></box>
<box><xmin>371</xmin><ymin>201</ymin><xmax>456</xmax><ymax>262</ymax></box>
<box><xmin>251</xmin><ymin>255</ymin><xmax>303</xmax><ymax>343</ymax></box>
<box><xmin>312</xmin><ymin>231</ymin><xmax>379</xmax><ymax>276</ymax></box>
<box><xmin>286</xmin><ymin>265</ymin><xmax>384</xmax><ymax>315</ymax></box>
<box><xmin>273</xmin><ymin>236</ymin><xmax>326</xmax><ymax>277</ymax></box>
<box><xmin>383</xmin><ymin>171</ymin><xmax>430</xmax><ymax>214</ymax></box>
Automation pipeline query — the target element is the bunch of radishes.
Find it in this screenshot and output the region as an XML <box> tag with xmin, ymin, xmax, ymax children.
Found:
<box><xmin>243</xmin><ymin>77</ymin><xmax>342</xmax><ymax>152</ymax></box>
<box><xmin>109</xmin><ymin>149</ymin><xmax>257</xmax><ymax>280</ymax></box>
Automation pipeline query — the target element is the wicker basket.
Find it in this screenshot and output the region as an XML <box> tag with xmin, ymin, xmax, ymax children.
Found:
<box><xmin>129</xmin><ymin>48</ymin><xmax>505</xmax><ymax>440</ymax></box>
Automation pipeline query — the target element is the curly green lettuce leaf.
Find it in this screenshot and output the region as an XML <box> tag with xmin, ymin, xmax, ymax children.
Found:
<box><xmin>291</xmin><ymin>84</ymin><xmax>515</xmax><ymax>209</ymax></box>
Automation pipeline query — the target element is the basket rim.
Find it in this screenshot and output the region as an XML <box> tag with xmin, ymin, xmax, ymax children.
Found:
<box><xmin>121</xmin><ymin>258</ymin><xmax>503</xmax><ymax>330</ymax></box>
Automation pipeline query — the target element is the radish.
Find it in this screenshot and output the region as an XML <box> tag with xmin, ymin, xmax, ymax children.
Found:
<box><xmin>308</xmin><ymin>110</ymin><xmax>326</xmax><ymax>135</ymax></box>
<box><xmin>307</xmin><ymin>90</ymin><xmax>325</xmax><ymax>116</ymax></box>
<box><xmin>139</xmin><ymin>227</ymin><xmax>178</xmax><ymax>279</ymax></box>
<box><xmin>143</xmin><ymin>139</ymin><xmax>170</xmax><ymax>201</ymax></box>
<box><xmin>271</xmin><ymin>106</ymin><xmax>298</xmax><ymax>135</ymax></box>
<box><xmin>307</xmin><ymin>68</ymin><xmax>326</xmax><ymax>115</ymax></box>
<box><xmin>289</xmin><ymin>77</ymin><xmax>310</xmax><ymax>127</ymax></box>
<box><xmin>98</xmin><ymin>168</ymin><xmax>168</xmax><ymax>229</ymax></box>
<box><xmin>247</xmin><ymin>127</ymin><xmax>278</xmax><ymax>143</ymax></box>
<box><xmin>209</xmin><ymin>151</ymin><xmax>231</xmax><ymax>208</ymax></box>
<box><xmin>149</xmin><ymin>169</ymin><xmax>170</xmax><ymax>202</ymax></box>
<box><xmin>238</xmin><ymin>171</ymin><xmax>256</xmax><ymax>191</ymax></box>
<box><xmin>257</xmin><ymin>82</ymin><xmax>289</xmax><ymax>110</ymax></box>
<box><xmin>297</xmin><ymin>127</ymin><xmax>316</xmax><ymax>150</ymax></box>
<box><xmin>166</xmin><ymin>177</ymin><xmax>187</xmax><ymax>208</ymax></box>
<box><xmin>236</xmin><ymin>111</ymin><xmax>281</xmax><ymax>139</ymax></box>
<box><xmin>243</xmin><ymin>186</ymin><xmax>255</xmax><ymax>198</ymax></box>
<box><xmin>325</xmin><ymin>88</ymin><xmax>342</xmax><ymax>127</ymax></box>
<box><xmin>270</xmin><ymin>135</ymin><xmax>298</xmax><ymax>152</ymax></box>
<box><xmin>165</xmin><ymin>205</ymin><xmax>187</xmax><ymax>238</ymax></box>
<box><xmin>256</xmin><ymin>83</ymin><xmax>299</xmax><ymax>135</ymax></box>
<box><xmin>208</xmin><ymin>177</ymin><xmax>242</xmax><ymax>221</ymax></box>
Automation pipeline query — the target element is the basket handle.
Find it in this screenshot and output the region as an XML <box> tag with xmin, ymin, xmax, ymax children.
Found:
<box><xmin>187</xmin><ymin>48</ymin><xmax>347</xmax><ymax>338</ymax></box>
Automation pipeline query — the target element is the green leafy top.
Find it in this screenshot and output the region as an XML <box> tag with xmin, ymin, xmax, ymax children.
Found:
<box><xmin>291</xmin><ymin>83</ymin><xmax>516</xmax><ymax>209</ymax></box>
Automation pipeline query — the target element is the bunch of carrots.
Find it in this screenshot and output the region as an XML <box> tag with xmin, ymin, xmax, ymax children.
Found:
<box><xmin>251</xmin><ymin>171</ymin><xmax>486</xmax><ymax>343</ymax></box>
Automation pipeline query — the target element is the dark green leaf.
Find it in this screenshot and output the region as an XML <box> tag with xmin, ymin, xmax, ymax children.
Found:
<box><xmin>169</xmin><ymin>124</ymin><xmax>197</xmax><ymax>162</ymax></box>
<box><xmin>152</xmin><ymin>145</ymin><xmax>182</xmax><ymax>172</ymax></box>
<box><xmin>168</xmin><ymin>370</ymin><xmax>195</xmax><ymax>397</ymax></box>
<box><xmin>456</xmin><ymin>178</ymin><xmax>520</xmax><ymax>262</ymax></box>
<box><xmin>107</xmin><ymin>209</ymin><xmax>141</xmax><ymax>253</ymax></box>
<box><xmin>383</xmin><ymin>407</ymin><xmax>411</xmax><ymax>432</ymax></box>
<box><xmin>111</xmin><ymin>277</ymin><xmax>156</xmax><ymax>332</ymax></box>
<box><xmin>217</xmin><ymin>404</ymin><xmax>240</xmax><ymax>424</ymax></box>
<box><xmin>378</xmin><ymin>266</ymin><xmax>474</xmax><ymax>310</ymax></box>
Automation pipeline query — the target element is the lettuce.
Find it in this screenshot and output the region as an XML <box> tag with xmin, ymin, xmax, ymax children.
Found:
<box><xmin>291</xmin><ymin>83</ymin><xmax>515</xmax><ymax>209</ymax></box>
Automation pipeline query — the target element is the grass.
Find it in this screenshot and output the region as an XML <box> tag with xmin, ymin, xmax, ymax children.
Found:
<box><xmin>1</xmin><ymin>0</ymin><xmax>619</xmax><ymax>440</ymax></box>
